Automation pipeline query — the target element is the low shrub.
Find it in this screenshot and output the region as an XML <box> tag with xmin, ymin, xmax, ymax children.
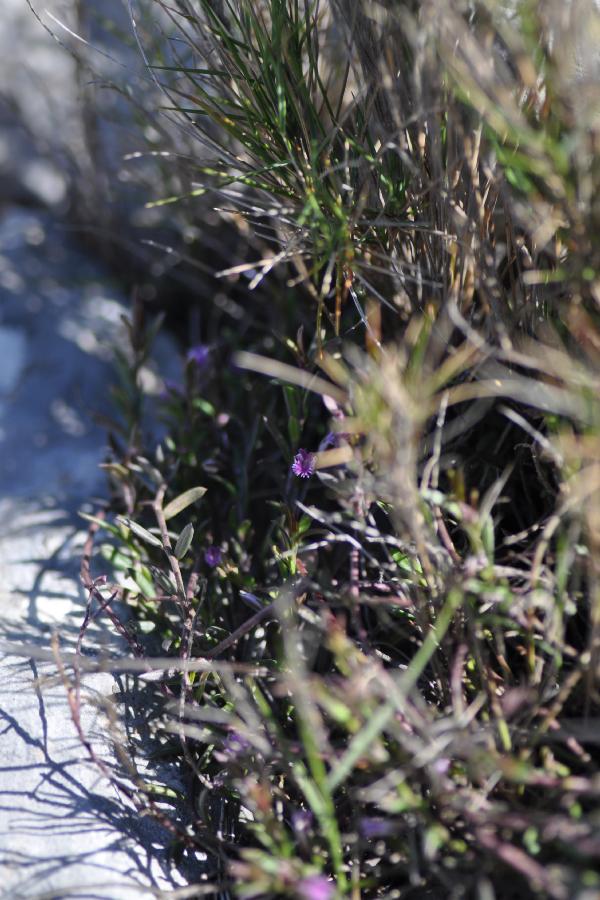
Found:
<box><xmin>77</xmin><ymin>1</ymin><xmax>600</xmax><ymax>897</ymax></box>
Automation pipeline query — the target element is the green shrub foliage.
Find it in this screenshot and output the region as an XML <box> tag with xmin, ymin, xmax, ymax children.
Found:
<box><xmin>82</xmin><ymin>1</ymin><xmax>600</xmax><ymax>897</ymax></box>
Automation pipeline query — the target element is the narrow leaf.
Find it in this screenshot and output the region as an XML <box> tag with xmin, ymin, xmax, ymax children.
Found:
<box><xmin>234</xmin><ymin>351</ymin><xmax>347</xmax><ymax>404</ymax></box>
<box><xmin>163</xmin><ymin>487</ymin><xmax>207</xmax><ymax>520</ymax></box>
<box><xmin>175</xmin><ymin>523</ymin><xmax>195</xmax><ymax>560</ymax></box>
<box><xmin>117</xmin><ymin>516</ymin><xmax>163</xmax><ymax>548</ymax></box>
<box><xmin>150</xmin><ymin>565</ymin><xmax>177</xmax><ymax>594</ymax></box>
<box><xmin>78</xmin><ymin>511</ymin><xmax>122</xmax><ymax>539</ymax></box>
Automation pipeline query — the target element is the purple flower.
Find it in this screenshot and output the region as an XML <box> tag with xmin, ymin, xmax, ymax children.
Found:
<box><xmin>291</xmin><ymin>809</ymin><xmax>314</xmax><ymax>835</ymax></box>
<box><xmin>223</xmin><ymin>730</ymin><xmax>251</xmax><ymax>757</ymax></box>
<box><xmin>204</xmin><ymin>546</ymin><xmax>222</xmax><ymax>567</ymax></box>
<box><xmin>359</xmin><ymin>817</ymin><xmax>394</xmax><ymax>839</ymax></box>
<box><xmin>319</xmin><ymin>431</ymin><xmax>350</xmax><ymax>450</ymax></box>
<box><xmin>292</xmin><ymin>448</ymin><xmax>316</xmax><ymax>479</ymax></box>
<box><xmin>319</xmin><ymin>432</ymin><xmax>337</xmax><ymax>450</ymax></box>
<box><xmin>432</xmin><ymin>757</ymin><xmax>451</xmax><ymax>776</ymax></box>
<box><xmin>187</xmin><ymin>344</ymin><xmax>210</xmax><ymax>368</ymax></box>
<box><xmin>296</xmin><ymin>875</ymin><xmax>334</xmax><ymax>900</ymax></box>
<box><xmin>214</xmin><ymin>730</ymin><xmax>252</xmax><ymax>763</ymax></box>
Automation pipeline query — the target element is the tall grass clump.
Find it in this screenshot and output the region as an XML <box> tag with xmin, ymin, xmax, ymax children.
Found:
<box><xmin>72</xmin><ymin>1</ymin><xmax>600</xmax><ymax>897</ymax></box>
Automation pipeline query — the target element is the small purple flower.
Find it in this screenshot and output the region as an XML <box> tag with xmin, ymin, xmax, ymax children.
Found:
<box><xmin>223</xmin><ymin>730</ymin><xmax>251</xmax><ymax>757</ymax></box>
<box><xmin>204</xmin><ymin>545</ymin><xmax>222</xmax><ymax>568</ymax></box>
<box><xmin>319</xmin><ymin>432</ymin><xmax>337</xmax><ymax>450</ymax></box>
<box><xmin>291</xmin><ymin>809</ymin><xmax>314</xmax><ymax>835</ymax></box>
<box><xmin>359</xmin><ymin>817</ymin><xmax>394</xmax><ymax>839</ymax></box>
<box><xmin>296</xmin><ymin>875</ymin><xmax>334</xmax><ymax>900</ymax></box>
<box><xmin>292</xmin><ymin>448</ymin><xmax>316</xmax><ymax>479</ymax></box>
<box><xmin>214</xmin><ymin>729</ymin><xmax>252</xmax><ymax>763</ymax></box>
<box><xmin>187</xmin><ymin>344</ymin><xmax>210</xmax><ymax>368</ymax></box>
<box><xmin>318</xmin><ymin>432</ymin><xmax>350</xmax><ymax>451</ymax></box>
<box><xmin>432</xmin><ymin>757</ymin><xmax>451</xmax><ymax>776</ymax></box>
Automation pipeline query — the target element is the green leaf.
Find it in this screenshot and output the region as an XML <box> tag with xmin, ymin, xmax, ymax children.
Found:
<box><xmin>100</xmin><ymin>544</ymin><xmax>136</xmax><ymax>570</ymax></box>
<box><xmin>117</xmin><ymin>516</ymin><xmax>163</xmax><ymax>548</ymax></box>
<box><xmin>150</xmin><ymin>565</ymin><xmax>177</xmax><ymax>594</ymax></box>
<box><xmin>163</xmin><ymin>487</ymin><xmax>207</xmax><ymax>520</ymax></box>
<box><xmin>78</xmin><ymin>512</ymin><xmax>123</xmax><ymax>539</ymax></box>
<box><xmin>297</xmin><ymin>514</ymin><xmax>312</xmax><ymax>536</ymax></box>
<box><xmin>175</xmin><ymin>523</ymin><xmax>195</xmax><ymax>559</ymax></box>
<box><xmin>288</xmin><ymin>416</ymin><xmax>301</xmax><ymax>448</ymax></box>
<box><xmin>192</xmin><ymin>398</ymin><xmax>216</xmax><ymax>416</ymax></box>
<box><xmin>133</xmin><ymin>564</ymin><xmax>157</xmax><ymax>599</ymax></box>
